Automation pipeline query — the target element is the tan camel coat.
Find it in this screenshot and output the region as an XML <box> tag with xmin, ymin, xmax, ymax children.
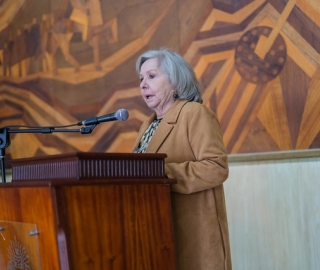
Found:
<box><xmin>132</xmin><ymin>100</ymin><xmax>232</xmax><ymax>270</ymax></box>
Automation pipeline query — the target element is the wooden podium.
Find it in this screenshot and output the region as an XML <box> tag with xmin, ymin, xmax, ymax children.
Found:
<box><xmin>0</xmin><ymin>152</ymin><xmax>176</xmax><ymax>270</ymax></box>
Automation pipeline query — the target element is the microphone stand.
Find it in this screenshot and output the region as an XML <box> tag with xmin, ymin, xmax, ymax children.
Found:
<box><xmin>0</xmin><ymin>125</ymin><xmax>97</xmax><ymax>183</ymax></box>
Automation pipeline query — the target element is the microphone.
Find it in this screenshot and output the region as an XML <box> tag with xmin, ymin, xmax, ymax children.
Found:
<box><xmin>78</xmin><ymin>109</ymin><xmax>129</xmax><ymax>126</ymax></box>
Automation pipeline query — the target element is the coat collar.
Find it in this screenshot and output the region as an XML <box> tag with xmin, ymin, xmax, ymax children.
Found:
<box><xmin>132</xmin><ymin>100</ymin><xmax>189</xmax><ymax>153</ymax></box>
<box><xmin>162</xmin><ymin>99</ymin><xmax>188</xmax><ymax>123</ymax></box>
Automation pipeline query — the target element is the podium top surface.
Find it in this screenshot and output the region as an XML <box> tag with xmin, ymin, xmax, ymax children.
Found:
<box><xmin>9</xmin><ymin>152</ymin><xmax>170</xmax><ymax>183</ymax></box>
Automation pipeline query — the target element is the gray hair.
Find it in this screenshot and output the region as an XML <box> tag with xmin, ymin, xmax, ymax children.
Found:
<box><xmin>136</xmin><ymin>48</ymin><xmax>203</xmax><ymax>103</ymax></box>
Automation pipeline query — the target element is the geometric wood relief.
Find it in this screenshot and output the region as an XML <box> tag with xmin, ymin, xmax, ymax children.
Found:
<box><xmin>186</xmin><ymin>0</ymin><xmax>320</xmax><ymax>153</ymax></box>
<box><xmin>0</xmin><ymin>0</ymin><xmax>320</xmax><ymax>159</ymax></box>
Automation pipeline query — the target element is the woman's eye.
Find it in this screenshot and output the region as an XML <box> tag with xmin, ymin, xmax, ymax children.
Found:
<box><xmin>140</xmin><ymin>74</ymin><xmax>155</xmax><ymax>82</ymax></box>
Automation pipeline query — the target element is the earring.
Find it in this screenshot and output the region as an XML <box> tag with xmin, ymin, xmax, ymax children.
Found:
<box><xmin>173</xmin><ymin>92</ymin><xmax>179</xmax><ymax>99</ymax></box>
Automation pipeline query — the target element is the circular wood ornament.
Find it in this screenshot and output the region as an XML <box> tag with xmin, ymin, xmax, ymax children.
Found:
<box><xmin>234</xmin><ymin>26</ymin><xmax>287</xmax><ymax>84</ymax></box>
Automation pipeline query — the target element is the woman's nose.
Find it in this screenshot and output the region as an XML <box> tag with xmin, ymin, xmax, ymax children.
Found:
<box><xmin>140</xmin><ymin>78</ymin><xmax>147</xmax><ymax>89</ymax></box>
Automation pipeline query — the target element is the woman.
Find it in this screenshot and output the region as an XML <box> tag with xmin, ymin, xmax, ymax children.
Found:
<box><xmin>132</xmin><ymin>48</ymin><xmax>232</xmax><ymax>270</ymax></box>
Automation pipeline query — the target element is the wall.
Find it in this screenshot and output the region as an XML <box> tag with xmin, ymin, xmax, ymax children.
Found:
<box><xmin>0</xmin><ymin>0</ymin><xmax>320</xmax><ymax>159</ymax></box>
<box><xmin>224</xmin><ymin>150</ymin><xmax>320</xmax><ymax>270</ymax></box>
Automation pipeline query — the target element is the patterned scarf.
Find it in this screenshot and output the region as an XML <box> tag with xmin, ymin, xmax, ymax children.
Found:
<box><xmin>134</xmin><ymin>118</ymin><xmax>162</xmax><ymax>153</ymax></box>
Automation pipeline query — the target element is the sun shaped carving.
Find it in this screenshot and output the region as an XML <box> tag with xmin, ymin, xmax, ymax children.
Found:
<box><xmin>7</xmin><ymin>236</ymin><xmax>31</xmax><ymax>270</ymax></box>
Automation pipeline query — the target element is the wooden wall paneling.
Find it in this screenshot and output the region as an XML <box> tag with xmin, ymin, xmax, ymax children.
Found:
<box><xmin>188</xmin><ymin>0</ymin><xmax>320</xmax><ymax>153</ymax></box>
<box><xmin>257</xmin><ymin>76</ymin><xmax>293</xmax><ymax>150</ymax></box>
<box><xmin>296</xmin><ymin>68</ymin><xmax>320</xmax><ymax>149</ymax></box>
<box><xmin>0</xmin><ymin>0</ymin><xmax>320</xmax><ymax>158</ymax></box>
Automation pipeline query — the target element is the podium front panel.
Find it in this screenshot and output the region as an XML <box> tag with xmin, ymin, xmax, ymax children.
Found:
<box><xmin>3</xmin><ymin>153</ymin><xmax>176</xmax><ymax>270</ymax></box>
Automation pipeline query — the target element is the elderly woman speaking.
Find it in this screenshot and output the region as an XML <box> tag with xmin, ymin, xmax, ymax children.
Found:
<box><xmin>133</xmin><ymin>48</ymin><xmax>232</xmax><ymax>270</ymax></box>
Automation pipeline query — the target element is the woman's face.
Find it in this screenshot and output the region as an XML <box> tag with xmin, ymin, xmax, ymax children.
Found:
<box><xmin>139</xmin><ymin>58</ymin><xmax>175</xmax><ymax>118</ymax></box>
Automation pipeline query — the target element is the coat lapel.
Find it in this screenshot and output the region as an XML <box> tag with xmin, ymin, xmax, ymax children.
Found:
<box><xmin>132</xmin><ymin>100</ymin><xmax>188</xmax><ymax>153</ymax></box>
<box><xmin>146</xmin><ymin>121</ymin><xmax>173</xmax><ymax>153</ymax></box>
<box><xmin>146</xmin><ymin>100</ymin><xmax>188</xmax><ymax>153</ymax></box>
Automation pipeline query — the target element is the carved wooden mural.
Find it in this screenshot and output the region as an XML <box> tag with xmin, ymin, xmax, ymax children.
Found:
<box><xmin>0</xmin><ymin>0</ymin><xmax>319</xmax><ymax>159</ymax></box>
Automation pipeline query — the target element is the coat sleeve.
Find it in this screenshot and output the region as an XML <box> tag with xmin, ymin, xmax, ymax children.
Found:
<box><xmin>165</xmin><ymin>105</ymin><xmax>229</xmax><ymax>194</ymax></box>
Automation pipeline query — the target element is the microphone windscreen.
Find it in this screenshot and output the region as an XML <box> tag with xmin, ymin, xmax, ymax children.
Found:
<box><xmin>116</xmin><ymin>109</ymin><xmax>129</xmax><ymax>121</ymax></box>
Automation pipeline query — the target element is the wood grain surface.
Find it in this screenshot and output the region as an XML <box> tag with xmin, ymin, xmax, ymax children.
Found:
<box><xmin>0</xmin><ymin>0</ymin><xmax>319</xmax><ymax>158</ymax></box>
<box><xmin>0</xmin><ymin>181</ymin><xmax>176</xmax><ymax>269</ymax></box>
<box><xmin>0</xmin><ymin>187</ymin><xmax>61</xmax><ymax>270</ymax></box>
